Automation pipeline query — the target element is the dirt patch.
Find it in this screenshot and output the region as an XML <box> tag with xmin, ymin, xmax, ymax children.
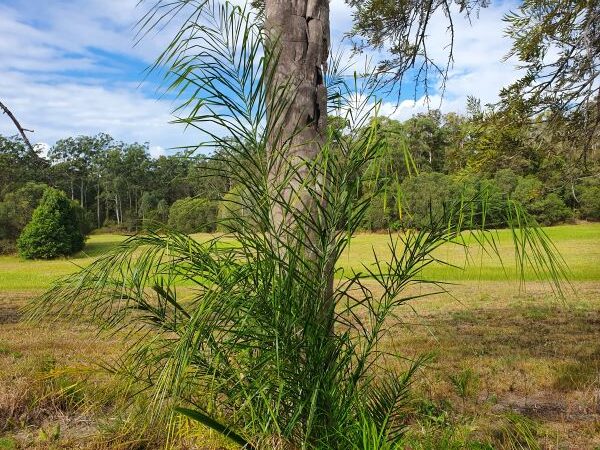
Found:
<box><xmin>0</xmin><ymin>305</ymin><xmax>21</xmax><ymax>324</ymax></box>
<box><xmin>494</xmin><ymin>392</ymin><xmax>571</xmax><ymax>421</ymax></box>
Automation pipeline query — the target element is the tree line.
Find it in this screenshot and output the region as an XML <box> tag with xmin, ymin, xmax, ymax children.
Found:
<box><xmin>0</xmin><ymin>133</ymin><xmax>230</xmax><ymax>252</ymax></box>
<box><xmin>1</xmin><ymin>100</ymin><xmax>598</xmax><ymax>253</ymax></box>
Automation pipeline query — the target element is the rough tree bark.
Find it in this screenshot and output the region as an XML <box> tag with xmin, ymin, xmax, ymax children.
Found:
<box><xmin>264</xmin><ymin>0</ymin><xmax>335</xmax><ymax>331</ymax></box>
<box><xmin>264</xmin><ymin>0</ymin><xmax>330</xmax><ymax>233</ymax></box>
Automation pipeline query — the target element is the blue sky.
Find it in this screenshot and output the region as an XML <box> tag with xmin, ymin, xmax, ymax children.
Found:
<box><xmin>0</xmin><ymin>0</ymin><xmax>520</xmax><ymax>157</ymax></box>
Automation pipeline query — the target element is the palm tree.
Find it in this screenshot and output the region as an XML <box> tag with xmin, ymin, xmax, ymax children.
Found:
<box><xmin>30</xmin><ymin>2</ymin><xmax>568</xmax><ymax>448</ymax></box>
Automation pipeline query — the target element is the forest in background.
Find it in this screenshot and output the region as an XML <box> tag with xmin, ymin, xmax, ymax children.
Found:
<box><xmin>1</xmin><ymin>97</ymin><xmax>599</xmax><ymax>254</ymax></box>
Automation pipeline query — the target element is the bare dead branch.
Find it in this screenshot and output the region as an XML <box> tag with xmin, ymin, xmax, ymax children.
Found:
<box><xmin>0</xmin><ymin>99</ymin><xmax>35</xmax><ymax>153</ymax></box>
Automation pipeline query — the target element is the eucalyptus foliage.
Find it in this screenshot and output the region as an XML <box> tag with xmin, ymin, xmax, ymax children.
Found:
<box><xmin>30</xmin><ymin>1</ymin><xmax>568</xmax><ymax>448</ymax></box>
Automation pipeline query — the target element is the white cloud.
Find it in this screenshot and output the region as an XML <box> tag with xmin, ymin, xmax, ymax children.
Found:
<box><xmin>0</xmin><ymin>70</ymin><xmax>199</xmax><ymax>150</ymax></box>
<box><xmin>0</xmin><ymin>0</ymin><xmax>523</xmax><ymax>152</ymax></box>
<box><xmin>149</xmin><ymin>145</ymin><xmax>166</xmax><ymax>158</ymax></box>
<box><xmin>0</xmin><ymin>0</ymin><xmax>200</xmax><ymax>151</ymax></box>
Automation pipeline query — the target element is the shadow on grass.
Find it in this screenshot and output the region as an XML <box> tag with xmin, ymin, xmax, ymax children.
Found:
<box><xmin>430</xmin><ymin>305</ymin><xmax>600</xmax><ymax>362</ymax></box>
<box><xmin>73</xmin><ymin>235</ymin><xmax>126</xmax><ymax>259</ymax></box>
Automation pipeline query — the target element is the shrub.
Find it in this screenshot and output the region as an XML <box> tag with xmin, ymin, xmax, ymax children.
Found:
<box><xmin>493</xmin><ymin>168</ymin><xmax>519</xmax><ymax>196</ymax></box>
<box><xmin>139</xmin><ymin>192</ymin><xmax>169</xmax><ymax>229</ymax></box>
<box><xmin>398</xmin><ymin>173</ymin><xmax>508</xmax><ymax>229</ymax></box>
<box><xmin>509</xmin><ymin>175</ymin><xmax>573</xmax><ymax>225</ymax></box>
<box><xmin>17</xmin><ymin>188</ymin><xmax>86</xmax><ymax>259</ymax></box>
<box><xmin>578</xmin><ymin>180</ymin><xmax>600</xmax><ymax>220</ymax></box>
<box><xmin>512</xmin><ymin>175</ymin><xmax>543</xmax><ymax>205</ymax></box>
<box><xmin>470</xmin><ymin>178</ymin><xmax>507</xmax><ymax>227</ymax></box>
<box><xmin>168</xmin><ymin>197</ymin><xmax>217</xmax><ymax>233</ymax></box>
<box><xmin>361</xmin><ymin>192</ymin><xmax>396</xmax><ymax>231</ymax></box>
<box><xmin>529</xmin><ymin>193</ymin><xmax>572</xmax><ymax>225</ymax></box>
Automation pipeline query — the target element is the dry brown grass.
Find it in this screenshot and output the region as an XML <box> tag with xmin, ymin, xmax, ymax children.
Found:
<box><xmin>0</xmin><ymin>292</ymin><xmax>232</xmax><ymax>449</ymax></box>
<box><xmin>1</xmin><ymin>282</ymin><xmax>599</xmax><ymax>448</ymax></box>
<box><xmin>377</xmin><ymin>281</ymin><xmax>600</xmax><ymax>449</ymax></box>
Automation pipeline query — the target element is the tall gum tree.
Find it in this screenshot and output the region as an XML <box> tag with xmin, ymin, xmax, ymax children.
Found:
<box><xmin>264</xmin><ymin>0</ymin><xmax>330</xmax><ymax>233</ymax></box>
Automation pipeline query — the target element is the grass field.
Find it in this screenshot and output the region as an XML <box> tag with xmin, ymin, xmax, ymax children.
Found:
<box><xmin>1</xmin><ymin>223</ymin><xmax>599</xmax><ymax>291</ymax></box>
<box><xmin>0</xmin><ymin>223</ymin><xmax>599</xmax><ymax>448</ymax></box>
<box><xmin>341</xmin><ymin>223</ymin><xmax>600</xmax><ymax>281</ymax></box>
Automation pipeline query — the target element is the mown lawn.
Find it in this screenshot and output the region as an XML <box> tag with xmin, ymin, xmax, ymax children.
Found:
<box><xmin>1</xmin><ymin>223</ymin><xmax>599</xmax><ymax>291</ymax></box>
<box><xmin>0</xmin><ymin>234</ymin><xmax>127</xmax><ymax>291</ymax></box>
<box><xmin>0</xmin><ymin>223</ymin><xmax>599</xmax><ymax>448</ymax></box>
<box><xmin>339</xmin><ymin>223</ymin><xmax>600</xmax><ymax>281</ymax></box>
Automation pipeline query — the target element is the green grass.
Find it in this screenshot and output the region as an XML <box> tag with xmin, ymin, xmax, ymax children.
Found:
<box><xmin>0</xmin><ymin>234</ymin><xmax>127</xmax><ymax>291</ymax></box>
<box><xmin>0</xmin><ymin>223</ymin><xmax>598</xmax><ymax>291</ymax></box>
<box><xmin>340</xmin><ymin>223</ymin><xmax>600</xmax><ymax>281</ymax></box>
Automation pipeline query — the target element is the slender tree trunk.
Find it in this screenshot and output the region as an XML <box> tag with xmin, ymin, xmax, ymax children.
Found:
<box><xmin>119</xmin><ymin>196</ymin><xmax>124</xmax><ymax>226</ymax></box>
<box><xmin>105</xmin><ymin>196</ymin><xmax>109</xmax><ymax>226</ymax></box>
<box><xmin>115</xmin><ymin>195</ymin><xmax>120</xmax><ymax>224</ymax></box>
<box><xmin>97</xmin><ymin>182</ymin><xmax>101</xmax><ymax>228</ymax></box>
<box><xmin>80</xmin><ymin>179</ymin><xmax>85</xmax><ymax>208</ymax></box>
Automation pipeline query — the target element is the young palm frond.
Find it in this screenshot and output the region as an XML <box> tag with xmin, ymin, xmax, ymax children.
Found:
<box><xmin>29</xmin><ymin>1</ymin><xmax>568</xmax><ymax>449</ymax></box>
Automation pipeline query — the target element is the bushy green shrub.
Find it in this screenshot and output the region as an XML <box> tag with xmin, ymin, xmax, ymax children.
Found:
<box><xmin>502</xmin><ymin>174</ymin><xmax>570</xmax><ymax>225</ymax></box>
<box><xmin>361</xmin><ymin>192</ymin><xmax>397</xmax><ymax>231</ymax></box>
<box><xmin>438</xmin><ymin>176</ymin><xmax>507</xmax><ymax>229</ymax></box>
<box><xmin>529</xmin><ymin>193</ymin><xmax>572</xmax><ymax>225</ymax></box>
<box><xmin>578</xmin><ymin>180</ymin><xmax>600</xmax><ymax>220</ymax></box>
<box><xmin>168</xmin><ymin>197</ymin><xmax>217</xmax><ymax>233</ymax></box>
<box><xmin>17</xmin><ymin>188</ymin><xmax>86</xmax><ymax>259</ymax></box>
<box><xmin>512</xmin><ymin>175</ymin><xmax>543</xmax><ymax>205</ymax></box>
<box><xmin>378</xmin><ymin>171</ymin><xmax>573</xmax><ymax>230</ymax></box>
<box><xmin>493</xmin><ymin>168</ymin><xmax>519</xmax><ymax>196</ymax></box>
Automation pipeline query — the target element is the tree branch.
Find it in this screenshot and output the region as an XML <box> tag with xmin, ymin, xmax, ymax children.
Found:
<box><xmin>0</xmin><ymin>99</ymin><xmax>36</xmax><ymax>152</ymax></box>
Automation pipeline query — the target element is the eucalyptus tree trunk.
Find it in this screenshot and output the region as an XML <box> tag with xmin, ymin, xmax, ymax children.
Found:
<box><xmin>264</xmin><ymin>0</ymin><xmax>335</xmax><ymax>332</ymax></box>
<box><xmin>264</xmin><ymin>0</ymin><xmax>330</xmax><ymax>233</ymax></box>
<box><xmin>97</xmin><ymin>182</ymin><xmax>101</xmax><ymax>228</ymax></box>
